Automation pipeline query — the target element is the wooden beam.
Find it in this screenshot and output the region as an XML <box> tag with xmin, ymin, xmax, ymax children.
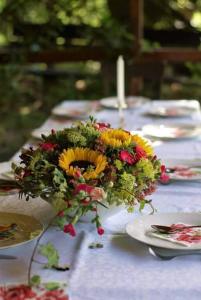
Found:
<box><xmin>136</xmin><ymin>48</ymin><xmax>201</xmax><ymax>63</ymax></box>
<box><xmin>130</xmin><ymin>0</ymin><xmax>144</xmax><ymax>54</ymax></box>
<box><xmin>0</xmin><ymin>47</ymin><xmax>111</xmax><ymax>64</ymax></box>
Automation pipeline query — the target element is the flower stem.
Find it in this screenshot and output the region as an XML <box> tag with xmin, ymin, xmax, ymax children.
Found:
<box><xmin>27</xmin><ymin>215</ymin><xmax>57</xmax><ymax>286</ymax></box>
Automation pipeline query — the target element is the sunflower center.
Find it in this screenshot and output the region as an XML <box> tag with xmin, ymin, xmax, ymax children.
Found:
<box><xmin>70</xmin><ymin>160</ymin><xmax>95</xmax><ymax>171</ymax></box>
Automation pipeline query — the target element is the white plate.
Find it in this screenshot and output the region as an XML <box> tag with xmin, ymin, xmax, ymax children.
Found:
<box><xmin>163</xmin><ymin>159</ymin><xmax>201</xmax><ymax>181</ymax></box>
<box><xmin>142</xmin><ymin>123</ymin><xmax>201</xmax><ymax>140</ymax></box>
<box><xmin>126</xmin><ymin>212</ymin><xmax>201</xmax><ymax>250</ymax></box>
<box><xmin>146</xmin><ymin>106</ymin><xmax>196</xmax><ymax>118</ymax></box>
<box><xmin>52</xmin><ymin>101</ymin><xmax>95</xmax><ymax>118</ymax></box>
<box><xmin>100</xmin><ymin>96</ymin><xmax>149</xmax><ymax>109</ymax></box>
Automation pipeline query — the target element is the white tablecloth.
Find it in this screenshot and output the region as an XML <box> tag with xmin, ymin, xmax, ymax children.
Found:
<box><xmin>1</xmin><ymin>99</ymin><xmax>201</xmax><ymax>300</ymax></box>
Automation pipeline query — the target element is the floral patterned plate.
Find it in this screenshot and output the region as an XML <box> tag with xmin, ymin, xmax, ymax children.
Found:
<box><xmin>0</xmin><ymin>212</ymin><xmax>43</xmax><ymax>249</ymax></box>
<box><xmin>142</xmin><ymin>123</ymin><xmax>201</xmax><ymax>140</ymax></box>
<box><xmin>126</xmin><ymin>212</ymin><xmax>201</xmax><ymax>250</ymax></box>
<box><xmin>0</xmin><ymin>283</ymin><xmax>68</xmax><ymax>300</ymax></box>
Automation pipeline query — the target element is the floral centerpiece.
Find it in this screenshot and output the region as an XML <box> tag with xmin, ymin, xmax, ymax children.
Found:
<box><xmin>12</xmin><ymin>117</ymin><xmax>162</xmax><ymax>236</ymax></box>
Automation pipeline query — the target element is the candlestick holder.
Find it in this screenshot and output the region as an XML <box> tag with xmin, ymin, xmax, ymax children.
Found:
<box><xmin>118</xmin><ymin>102</ymin><xmax>126</xmax><ymax>128</ymax></box>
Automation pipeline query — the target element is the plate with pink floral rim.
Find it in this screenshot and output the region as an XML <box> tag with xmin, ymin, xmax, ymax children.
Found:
<box><xmin>164</xmin><ymin>159</ymin><xmax>201</xmax><ymax>181</ymax></box>
<box><xmin>142</xmin><ymin>123</ymin><xmax>201</xmax><ymax>140</ymax></box>
<box><xmin>146</xmin><ymin>106</ymin><xmax>196</xmax><ymax>118</ymax></box>
<box><xmin>52</xmin><ymin>101</ymin><xmax>95</xmax><ymax>118</ymax></box>
<box><xmin>100</xmin><ymin>96</ymin><xmax>149</xmax><ymax>109</ymax></box>
<box><xmin>126</xmin><ymin>212</ymin><xmax>201</xmax><ymax>250</ymax></box>
<box><xmin>0</xmin><ymin>212</ymin><xmax>43</xmax><ymax>249</ymax></box>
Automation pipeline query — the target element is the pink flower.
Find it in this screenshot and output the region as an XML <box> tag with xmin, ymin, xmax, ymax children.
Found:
<box><xmin>90</xmin><ymin>187</ymin><xmax>106</xmax><ymax>201</ymax></box>
<box><xmin>40</xmin><ymin>142</ymin><xmax>57</xmax><ymax>151</ymax></box>
<box><xmin>22</xmin><ymin>170</ymin><xmax>31</xmax><ymax>178</ymax></box>
<box><xmin>63</xmin><ymin>223</ymin><xmax>76</xmax><ymax>236</ymax></box>
<box><xmin>97</xmin><ymin>227</ymin><xmax>104</xmax><ymax>235</ymax></box>
<box><xmin>0</xmin><ymin>284</ymin><xmax>36</xmax><ymax>299</ymax></box>
<box><xmin>95</xmin><ymin>122</ymin><xmax>110</xmax><ymax>131</ymax></box>
<box><xmin>37</xmin><ymin>289</ymin><xmax>69</xmax><ymax>300</ymax></box>
<box><xmin>51</xmin><ymin>129</ymin><xmax>56</xmax><ymax>135</ymax></box>
<box><xmin>74</xmin><ymin>183</ymin><xmax>93</xmax><ymax>195</ymax></box>
<box><xmin>119</xmin><ymin>150</ymin><xmax>135</xmax><ymax>165</ymax></box>
<box><xmin>135</xmin><ymin>146</ymin><xmax>147</xmax><ymax>161</ymax></box>
<box><xmin>74</xmin><ymin>169</ymin><xmax>82</xmax><ymax>178</ymax></box>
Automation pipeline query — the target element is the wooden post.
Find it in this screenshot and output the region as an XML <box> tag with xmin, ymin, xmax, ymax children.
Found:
<box><xmin>129</xmin><ymin>0</ymin><xmax>143</xmax><ymax>55</ymax></box>
<box><xmin>129</xmin><ymin>0</ymin><xmax>144</xmax><ymax>95</ymax></box>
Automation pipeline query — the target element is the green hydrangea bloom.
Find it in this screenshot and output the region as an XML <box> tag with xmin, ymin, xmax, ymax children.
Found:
<box><xmin>135</xmin><ymin>159</ymin><xmax>155</xmax><ymax>180</ymax></box>
<box><xmin>51</xmin><ymin>192</ymin><xmax>66</xmax><ymax>212</ymax></box>
<box><xmin>106</xmin><ymin>172</ymin><xmax>136</xmax><ymax>205</ymax></box>
<box><xmin>80</xmin><ymin>125</ymin><xmax>100</xmax><ymax>141</ymax></box>
<box><xmin>66</xmin><ymin>130</ymin><xmax>87</xmax><ymax>146</ymax></box>
<box><xmin>119</xmin><ymin>172</ymin><xmax>135</xmax><ymax>192</ymax></box>
<box><xmin>114</xmin><ymin>159</ymin><xmax>123</xmax><ymax>170</ymax></box>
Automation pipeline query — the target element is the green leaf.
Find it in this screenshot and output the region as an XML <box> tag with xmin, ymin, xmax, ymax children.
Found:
<box><xmin>30</xmin><ymin>275</ymin><xmax>41</xmax><ymax>286</ymax></box>
<box><xmin>39</xmin><ymin>243</ymin><xmax>59</xmax><ymax>268</ymax></box>
<box><xmin>44</xmin><ymin>282</ymin><xmax>61</xmax><ymax>290</ymax></box>
<box><xmin>127</xmin><ymin>206</ymin><xmax>134</xmax><ymax>213</ymax></box>
<box><xmin>139</xmin><ymin>200</ymin><xmax>146</xmax><ymax>212</ymax></box>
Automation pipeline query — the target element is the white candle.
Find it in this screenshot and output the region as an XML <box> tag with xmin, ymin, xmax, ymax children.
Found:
<box><xmin>117</xmin><ymin>55</ymin><xmax>126</xmax><ymax>108</ymax></box>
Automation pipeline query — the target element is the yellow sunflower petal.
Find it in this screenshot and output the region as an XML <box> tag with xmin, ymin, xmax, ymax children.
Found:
<box><xmin>100</xmin><ymin>129</ymin><xmax>131</xmax><ymax>148</ymax></box>
<box><xmin>59</xmin><ymin>147</ymin><xmax>107</xmax><ymax>180</ymax></box>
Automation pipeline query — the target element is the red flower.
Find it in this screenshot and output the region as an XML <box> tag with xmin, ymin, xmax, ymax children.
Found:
<box><xmin>160</xmin><ymin>165</ymin><xmax>166</xmax><ymax>173</ymax></box>
<box><xmin>63</xmin><ymin>223</ymin><xmax>76</xmax><ymax>236</ymax></box>
<box><xmin>119</xmin><ymin>150</ymin><xmax>135</xmax><ymax>165</ymax></box>
<box><xmin>97</xmin><ymin>227</ymin><xmax>104</xmax><ymax>235</ymax></box>
<box><xmin>160</xmin><ymin>165</ymin><xmax>170</xmax><ymax>184</ymax></box>
<box><xmin>0</xmin><ymin>284</ymin><xmax>36</xmax><ymax>300</ymax></box>
<box><xmin>135</xmin><ymin>146</ymin><xmax>147</xmax><ymax>161</ymax></box>
<box><xmin>40</xmin><ymin>142</ymin><xmax>57</xmax><ymax>151</ymax></box>
<box><xmin>81</xmin><ymin>199</ymin><xmax>90</xmax><ymax>205</ymax></box>
<box><xmin>57</xmin><ymin>210</ymin><xmax>64</xmax><ymax>217</ymax></box>
<box><xmin>37</xmin><ymin>289</ymin><xmax>69</xmax><ymax>300</ymax></box>
<box><xmin>74</xmin><ymin>183</ymin><xmax>94</xmax><ymax>195</ymax></box>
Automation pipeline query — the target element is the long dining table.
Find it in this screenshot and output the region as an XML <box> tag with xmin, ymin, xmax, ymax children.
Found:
<box><xmin>1</xmin><ymin>98</ymin><xmax>201</xmax><ymax>300</ymax></box>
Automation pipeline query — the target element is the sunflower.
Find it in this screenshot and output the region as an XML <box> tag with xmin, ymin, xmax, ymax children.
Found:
<box><xmin>59</xmin><ymin>147</ymin><xmax>107</xmax><ymax>180</ymax></box>
<box><xmin>131</xmin><ymin>134</ymin><xmax>153</xmax><ymax>156</ymax></box>
<box><xmin>100</xmin><ymin>129</ymin><xmax>131</xmax><ymax>148</ymax></box>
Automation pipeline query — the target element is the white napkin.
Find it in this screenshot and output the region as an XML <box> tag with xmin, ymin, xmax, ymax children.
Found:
<box><xmin>147</xmin><ymin>223</ymin><xmax>201</xmax><ymax>247</ymax></box>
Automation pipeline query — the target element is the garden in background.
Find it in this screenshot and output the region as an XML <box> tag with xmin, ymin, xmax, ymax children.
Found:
<box><xmin>1</xmin><ymin>0</ymin><xmax>201</xmax><ymax>161</ymax></box>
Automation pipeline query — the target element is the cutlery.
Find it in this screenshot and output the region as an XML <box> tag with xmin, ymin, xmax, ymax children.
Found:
<box><xmin>149</xmin><ymin>246</ymin><xmax>201</xmax><ymax>260</ymax></box>
<box><xmin>165</xmin><ymin>166</ymin><xmax>201</xmax><ymax>173</ymax></box>
<box><xmin>0</xmin><ymin>255</ymin><xmax>17</xmax><ymax>260</ymax></box>
<box><xmin>151</xmin><ymin>224</ymin><xmax>201</xmax><ymax>234</ymax></box>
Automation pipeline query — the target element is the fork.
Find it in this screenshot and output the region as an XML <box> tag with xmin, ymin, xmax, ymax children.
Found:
<box><xmin>149</xmin><ymin>246</ymin><xmax>201</xmax><ymax>260</ymax></box>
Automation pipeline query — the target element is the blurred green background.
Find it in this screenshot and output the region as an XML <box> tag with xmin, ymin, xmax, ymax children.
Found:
<box><xmin>1</xmin><ymin>0</ymin><xmax>201</xmax><ymax>161</ymax></box>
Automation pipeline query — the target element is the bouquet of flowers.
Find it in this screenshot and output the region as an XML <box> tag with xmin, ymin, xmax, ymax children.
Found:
<box><xmin>12</xmin><ymin>117</ymin><xmax>162</xmax><ymax>236</ymax></box>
